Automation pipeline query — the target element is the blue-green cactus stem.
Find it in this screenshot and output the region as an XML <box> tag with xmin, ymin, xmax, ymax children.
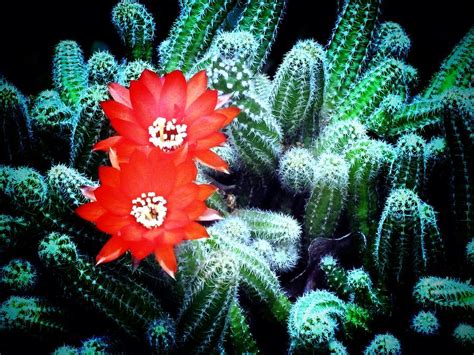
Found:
<box><xmin>147</xmin><ymin>315</ymin><xmax>177</xmax><ymax>355</ymax></box>
<box><xmin>30</xmin><ymin>90</ymin><xmax>74</xmax><ymax>163</ymax></box>
<box><xmin>278</xmin><ymin>147</ymin><xmax>317</xmax><ymax>194</ymax></box>
<box><xmin>253</xmin><ymin>73</ymin><xmax>273</xmax><ymax>103</ymax></box>
<box><xmin>0</xmin><ymin>82</ymin><xmax>32</xmax><ymax>164</ymax></box>
<box><xmin>52</xmin><ymin>345</ymin><xmax>78</xmax><ymax>355</ymax></box>
<box><xmin>288</xmin><ymin>290</ymin><xmax>346</xmax><ymax>353</ymax></box>
<box><xmin>423</xmin><ymin>137</ymin><xmax>446</xmax><ymax>192</ymax></box>
<box><xmin>0</xmin><ymin>215</ymin><xmax>29</xmax><ymax>251</ymax></box>
<box><xmin>373</xmin><ymin>188</ymin><xmax>444</xmax><ymax>284</ymax></box>
<box><xmin>331</xmin><ymin>59</ymin><xmax>411</xmax><ymax>123</ymax></box>
<box><xmin>344</xmin><ymin>139</ymin><xmax>395</xmax><ymax>237</ymax></box>
<box><xmin>0</xmin><ymin>296</ymin><xmax>68</xmax><ymax>336</ymax></box>
<box><xmin>208</xmin><ymin>216</ymin><xmax>251</xmax><ymax>245</ymax></box>
<box><xmin>227</xmin><ymin>300</ymin><xmax>259</xmax><ymax>354</ymax></box>
<box><xmin>324</xmin><ymin>0</ymin><xmax>381</xmax><ymax>114</ymax></box>
<box><xmin>118</xmin><ymin>60</ymin><xmax>157</xmax><ymax>86</ymax></box>
<box><xmin>443</xmin><ymin>90</ymin><xmax>474</xmax><ymax>239</ymax></box>
<box><xmin>177</xmin><ymin>251</ymin><xmax>239</xmax><ymax>353</ymax></box>
<box><xmin>346</xmin><ymin>268</ymin><xmax>379</xmax><ymax>307</ymax></box>
<box><xmin>411</xmin><ymin>311</ymin><xmax>439</xmax><ymax>335</ymax></box>
<box><xmin>38</xmin><ymin>232</ymin><xmax>164</xmax><ymax>337</ymax></box>
<box><xmin>453</xmin><ymin>323</ymin><xmax>474</xmax><ymax>347</ymax></box>
<box><xmin>270</xmin><ymin>45</ymin><xmax>318</xmax><ymax>142</ymax></box>
<box><xmin>390</xmin><ymin>134</ymin><xmax>426</xmax><ymax>193</ymax></box>
<box><xmin>313</xmin><ymin>119</ymin><xmax>367</xmax><ymax>156</ymax></box>
<box><xmin>319</xmin><ymin>255</ymin><xmax>350</xmax><ymax>298</ymax></box>
<box><xmin>413</xmin><ymin>276</ymin><xmax>474</xmax><ymax>310</ymax></box>
<box><xmin>305</xmin><ymin>153</ymin><xmax>349</xmax><ymax>239</ymax></box>
<box><xmin>467</xmin><ymin>239</ymin><xmax>474</xmax><ymax>265</ymax></box>
<box><xmin>80</xmin><ymin>336</ymin><xmax>114</xmax><ymax>354</ymax></box>
<box><xmin>364</xmin><ymin>94</ymin><xmax>402</xmax><ymax>136</ymax></box>
<box><xmin>236</xmin><ymin>0</ymin><xmax>286</xmax><ymax>71</ymax></box>
<box><xmin>160</xmin><ymin>0</ymin><xmax>237</xmax><ymax>73</ymax></box>
<box><xmin>88</xmin><ymin>50</ymin><xmax>119</xmax><ymax>84</ymax></box>
<box><xmin>3</xmin><ymin>167</ymin><xmax>48</xmax><ymax>213</ymax></box>
<box><xmin>0</xmin><ymin>259</ymin><xmax>37</xmax><ymax>292</ymax></box>
<box><xmin>46</xmin><ymin>164</ymin><xmax>96</xmax><ymax>215</ymax></box>
<box><xmin>423</xmin><ymin>26</ymin><xmax>474</xmax><ymax>98</ymax></box>
<box><xmin>363</xmin><ymin>333</ymin><xmax>401</xmax><ymax>355</ymax></box>
<box><xmin>53</xmin><ymin>40</ymin><xmax>88</xmax><ymax>107</ymax></box>
<box><xmin>366</xmin><ymin>22</ymin><xmax>411</xmax><ymax>67</ymax></box>
<box><xmin>112</xmin><ymin>0</ymin><xmax>155</xmax><ymax>61</ymax></box>
<box><xmin>70</xmin><ymin>84</ymin><xmax>110</xmax><ymax>176</ymax></box>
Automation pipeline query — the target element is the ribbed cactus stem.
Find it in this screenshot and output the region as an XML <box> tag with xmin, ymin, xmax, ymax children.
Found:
<box><xmin>38</xmin><ymin>233</ymin><xmax>164</xmax><ymax>337</ymax></box>
<box><xmin>453</xmin><ymin>323</ymin><xmax>474</xmax><ymax>346</ymax></box>
<box><xmin>236</xmin><ymin>0</ymin><xmax>286</xmax><ymax>70</ymax></box>
<box><xmin>305</xmin><ymin>153</ymin><xmax>349</xmax><ymax>239</ymax></box>
<box><xmin>364</xmin><ymin>333</ymin><xmax>401</xmax><ymax>355</ymax></box>
<box><xmin>0</xmin><ymin>259</ymin><xmax>37</xmax><ymax>292</ymax></box>
<box><xmin>178</xmin><ymin>251</ymin><xmax>239</xmax><ymax>353</ymax></box>
<box><xmin>313</xmin><ymin>119</ymin><xmax>367</xmax><ymax>156</ymax></box>
<box><xmin>227</xmin><ymin>300</ymin><xmax>259</xmax><ymax>354</ymax></box>
<box><xmin>423</xmin><ymin>26</ymin><xmax>474</xmax><ymax>98</ymax></box>
<box><xmin>391</xmin><ymin>134</ymin><xmax>426</xmax><ymax>193</ymax></box>
<box><xmin>160</xmin><ymin>0</ymin><xmax>237</xmax><ymax>73</ymax></box>
<box><xmin>0</xmin><ymin>82</ymin><xmax>32</xmax><ymax>164</ymax></box>
<box><xmin>278</xmin><ymin>147</ymin><xmax>317</xmax><ymax>194</ymax></box>
<box><xmin>270</xmin><ymin>45</ymin><xmax>318</xmax><ymax>142</ymax></box>
<box><xmin>53</xmin><ymin>40</ymin><xmax>88</xmax><ymax>107</ymax></box>
<box><xmin>331</xmin><ymin>59</ymin><xmax>410</xmax><ymax>122</ymax></box>
<box><xmin>3</xmin><ymin>167</ymin><xmax>48</xmax><ymax>213</ymax></box>
<box><xmin>70</xmin><ymin>84</ymin><xmax>110</xmax><ymax>176</ymax></box>
<box><xmin>112</xmin><ymin>0</ymin><xmax>155</xmax><ymax>61</ymax></box>
<box><xmin>147</xmin><ymin>315</ymin><xmax>177</xmax><ymax>354</ymax></box>
<box><xmin>0</xmin><ymin>215</ymin><xmax>29</xmax><ymax>251</ymax></box>
<box><xmin>411</xmin><ymin>311</ymin><xmax>439</xmax><ymax>335</ymax></box>
<box><xmin>366</xmin><ymin>22</ymin><xmax>411</xmax><ymax>68</ymax></box>
<box><xmin>443</xmin><ymin>91</ymin><xmax>474</xmax><ymax>239</ymax></box>
<box><xmin>30</xmin><ymin>90</ymin><xmax>74</xmax><ymax>163</ymax></box>
<box><xmin>118</xmin><ymin>60</ymin><xmax>157</xmax><ymax>85</ymax></box>
<box><xmin>413</xmin><ymin>276</ymin><xmax>474</xmax><ymax>309</ymax></box>
<box><xmin>0</xmin><ymin>296</ymin><xmax>68</xmax><ymax>336</ymax></box>
<box><xmin>324</xmin><ymin>0</ymin><xmax>381</xmax><ymax>113</ymax></box>
<box><xmin>320</xmin><ymin>255</ymin><xmax>350</xmax><ymax>298</ymax></box>
<box><xmin>88</xmin><ymin>50</ymin><xmax>119</xmax><ymax>84</ymax></box>
<box><xmin>373</xmin><ymin>188</ymin><xmax>444</xmax><ymax>284</ymax></box>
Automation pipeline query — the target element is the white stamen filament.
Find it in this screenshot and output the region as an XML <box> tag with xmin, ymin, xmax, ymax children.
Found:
<box><xmin>130</xmin><ymin>192</ymin><xmax>167</xmax><ymax>229</ymax></box>
<box><xmin>149</xmin><ymin>117</ymin><xmax>187</xmax><ymax>151</ymax></box>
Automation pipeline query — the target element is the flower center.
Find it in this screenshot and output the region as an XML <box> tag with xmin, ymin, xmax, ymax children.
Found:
<box><xmin>130</xmin><ymin>192</ymin><xmax>167</xmax><ymax>229</ymax></box>
<box><xmin>148</xmin><ymin>117</ymin><xmax>187</xmax><ymax>152</ymax></box>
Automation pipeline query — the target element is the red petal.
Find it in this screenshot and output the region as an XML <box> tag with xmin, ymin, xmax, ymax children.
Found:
<box><xmin>99</xmin><ymin>166</ymin><xmax>120</xmax><ymax>187</ymax></box>
<box><xmin>101</xmin><ymin>100</ymin><xmax>136</xmax><ymax>122</ymax></box>
<box><xmin>76</xmin><ymin>202</ymin><xmax>107</xmax><ymax>222</ymax></box>
<box><xmin>187</xmin><ymin>114</ymin><xmax>227</xmax><ymax>140</ymax></box>
<box><xmin>184</xmin><ymin>222</ymin><xmax>208</xmax><ymax>240</ymax></box>
<box><xmin>186</xmin><ymin>71</ymin><xmax>208</xmax><ymax>109</ymax></box>
<box><xmin>154</xmin><ymin>245</ymin><xmax>177</xmax><ymax>278</ymax></box>
<box><xmin>185</xmin><ymin>90</ymin><xmax>218</xmax><ymax>121</ymax></box>
<box><xmin>216</xmin><ymin>107</ymin><xmax>240</xmax><ymax>126</ymax></box>
<box><xmin>195</xmin><ymin>132</ymin><xmax>226</xmax><ymax>150</ymax></box>
<box><xmin>96</xmin><ymin>235</ymin><xmax>127</xmax><ymax>265</ymax></box>
<box><xmin>129</xmin><ymin>239</ymin><xmax>154</xmax><ymax>261</ymax></box>
<box><xmin>197</xmin><ymin>184</ymin><xmax>217</xmax><ymax>201</ymax></box>
<box><xmin>195</xmin><ymin>150</ymin><xmax>230</xmax><ymax>173</ymax></box>
<box><xmin>138</xmin><ymin>69</ymin><xmax>163</xmax><ymax>101</ymax></box>
<box><xmin>94</xmin><ymin>186</ymin><xmax>131</xmax><ymax>215</ymax></box>
<box><xmin>96</xmin><ymin>214</ymin><xmax>133</xmax><ymax>234</ymax></box>
<box><xmin>167</xmin><ymin>184</ymin><xmax>198</xmax><ymax>209</ymax></box>
<box><xmin>120</xmin><ymin>223</ymin><xmax>145</xmax><ymax>241</ymax></box>
<box><xmin>93</xmin><ymin>136</ymin><xmax>123</xmax><ymax>152</ymax></box>
<box><xmin>197</xmin><ymin>208</ymin><xmax>223</xmax><ymax>221</ymax></box>
<box><xmin>109</xmin><ymin>148</ymin><xmax>120</xmax><ymax>169</ymax></box>
<box><xmin>174</xmin><ymin>159</ymin><xmax>198</xmax><ymax>187</ymax></box>
<box><xmin>164</xmin><ymin>209</ymin><xmax>190</xmax><ymax>229</ymax></box>
<box><xmin>109</xmin><ymin>118</ymin><xmax>149</xmax><ymax>145</ymax></box>
<box><xmin>148</xmin><ymin>149</ymin><xmax>177</xmax><ymax>196</ymax></box>
<box><xmin>108</xmin><ymin>83</ymin><xmax>131</xmax><ymax>107</ymax></box>
<box><xmin>130</xmin><ymin>80</ymin><xmax>160</xmax><ymax>128</ymax></box>
<box><xmin>159</xmin><ymin>70</ymin><xmax>186</xmax><ymax>118</ymax></box>
<box><xmin>161</xmin><ymin>230</ymin><xmax>183</xmax><ymax>244</ymax></box>
<box><xmin>80</xmin><ymin>185</ymin><xmax>97</xmax><ymax>201</ymax></box>
<box><xmin>143</xmin><ymin>228</ymin><xmax>163</xmax><ymax>242</ymax></box>
<box><xmin>183</xmin><ymin>201</ymin><xmax>207</xmax><ymax>220</ymax></box>
<box><xmin>119</xmin><ymin>151</ymin><xmax>154</xmax><ymax>197</ymax></box>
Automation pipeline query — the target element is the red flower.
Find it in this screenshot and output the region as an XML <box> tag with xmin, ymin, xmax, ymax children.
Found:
<box><xmin>76</xmin><ymin>149</ymin><xmax>220</xmax><ymax>278</ymax></box>
<box><xmin>94</xmin><ymin>69</ymin><xmax>240</xmax><ymax>173</ymax></box>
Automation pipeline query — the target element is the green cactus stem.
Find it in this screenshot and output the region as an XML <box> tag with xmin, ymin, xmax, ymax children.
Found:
<box><xmin>0</xmin><ymin>82</ymin><xmax>32</xmax><ymax>164</ymax></box>
<box><xmin>147</xmin><ymin>315</ymin><xmax>177</xmax><ymax>354</ymax></box>
<box><xmin>320</xmin><ymin>255</ymin><xmax>350</xmax><ymax>298</ymax></box>
<box><xmin>160</xmin><ymin>0</ymin><xmax>237</xmax><ymax>73</ymax></box>
<box><xmin>0</xmin><ymin>259</ymin><xmax>37</xmax><ymax>292</ymax></box>
<box><xmin>467</xmin><ymin>239</ymin><xmax>474</xmax><ymax>265</ymax></box>
<box><xmin>118</xmin><ymin>60</ymin><xmax>157</xmax><ymax>85</ymax></box>
<box><xmin>0</xmin><ymin>215</ymin><xmax>29</xmax><ymax>252</ymax></box>
<box><xmin>80</xmin><ymin>336</ymin><xmax>114</xmax><ymax>354</ymax></box>
<box><xmin>373</xmin><ymin>188</ymin><xmax>444</xmax><ymax>284</ymax></box>
<box><xmin>236</xmin><ymin>0</ymin><xmax>286</xmax><ymax>71</ymax></box>
<box><xmin>366</xmin><ymin>22</ymin><xmax>411</xmax><ymax>68</ymax></box>
<box><xmin>38</xmin><ymin>232</ymin><xmax>164</xmax><ymax>337</ymax></box>
<box><xmin>112</xmin><ymin>0</ymin><xmax>155</xmax><ymax>61</ymax></box>
<box><xmin>305</xmin><ymin>153</ymin><xmax>349</xmax><ymax>239</ymax></box>
<box><xmin>53</xmin><ymin>40</ymin><xmax>88</xmax><ymax>107</ymax></box>
<box><xmin>324</xmin><ymin>0</ymin><xmax>381</xmax><ymax>114</ymax></box>
<box><xmin>313</xmin><ymin>119</ymin><xmax>367</xmax><ymax>156</ymax></box>
<box><xmin>363</xmin><ymin>333</ymin><xmax>401</xmax><ymax>355</ymax></box>
<box><xmin>422</xmin><ymin>26</ymin><xmax>474</xmax><ymax>98</ymax></box>
<box><xmin>278</xmin><ymin>147</ymin><xmax>317</xmax><ymax>194</ymax></box>
<box><xmin>30</xmin><ymin>90</ymin><xmax>74</xmax><ymax>163</ymax></box>
<box><xmin>413</xmin><ymin>276</ymin><xmax>474</xmax><ymax>310</ymax></box>
<box><xmin>390</xmin><ymin>134</ymin><xmax>426</xmax><ymax>193</ymax></box>
<box><xmin>411</xmin><ymin>311</ymin><xmax>439</xmax><ymax>335</ymax></box>
<box><xmin>227</xmin><ymin>300</ymin><xmax>259</xmax><ymax>354</ymax></box>
<box><xmin>88</xmin><ymin>50</ymin><xmax>119</xmax><ymax>85</ymax></box>
<box><xmin>453</xmin><ymin>323</ymin><xmax>474</xmax><ymax>347</ymax></box>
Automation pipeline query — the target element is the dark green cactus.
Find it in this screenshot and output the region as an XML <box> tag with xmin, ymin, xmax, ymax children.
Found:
<box><xmin>147</xmin><ymin>315</ymin><xmax>177</xmax><ymax>354</ymax></box>
<box><xmin>227</xmin><ymin>300</ymin><xmax>259</xmax><ymax>353</ymax></box>
<box><xmin>0</xmin><ymin>259</ymin><xmax>37</xmax><ymax>292</ymax></box>
<box><xmin>452</xmin><ymin>323</ymin><xmax>474</xmax><ymax>347</ymax></box>
<box><xmin>366</xmin><ymin>22</ymin><xmax>411</xmax><ymax>67</ymax></box>
<box><xmin>363</xmin><ymin>333</ymin><xmax>401</xmax><ymax>355</ymax></box>
<box><xmin>278</xmin><ymin>147</ymin><xmax>317</xmax><ymax>194</ymax></box>
<box><xmin>112</xmin><ymin>0</ymin><xmax>155</xmax><ymax>61</ymax></box>
<box><xmin>411</xmin><ymin>311</ymin><xmax>439</xmax><ymax>335</ymax></box>
<box><xmin>88</xmin><ymin>50</ymin><xmax>119</xmax><ymax>85</ymax></box>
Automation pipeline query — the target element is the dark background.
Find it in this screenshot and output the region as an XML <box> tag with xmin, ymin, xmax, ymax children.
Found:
<box><xmin>0</xmin><ymin>0</ymin><xmax>472</xmax><ymax>95</ymax></box>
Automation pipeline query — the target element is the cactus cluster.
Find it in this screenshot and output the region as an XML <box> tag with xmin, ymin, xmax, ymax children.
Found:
<box><xmin>1</xmin><ymin>0</ymin><xmax>473</xmax><ymax>353</ymax></box>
